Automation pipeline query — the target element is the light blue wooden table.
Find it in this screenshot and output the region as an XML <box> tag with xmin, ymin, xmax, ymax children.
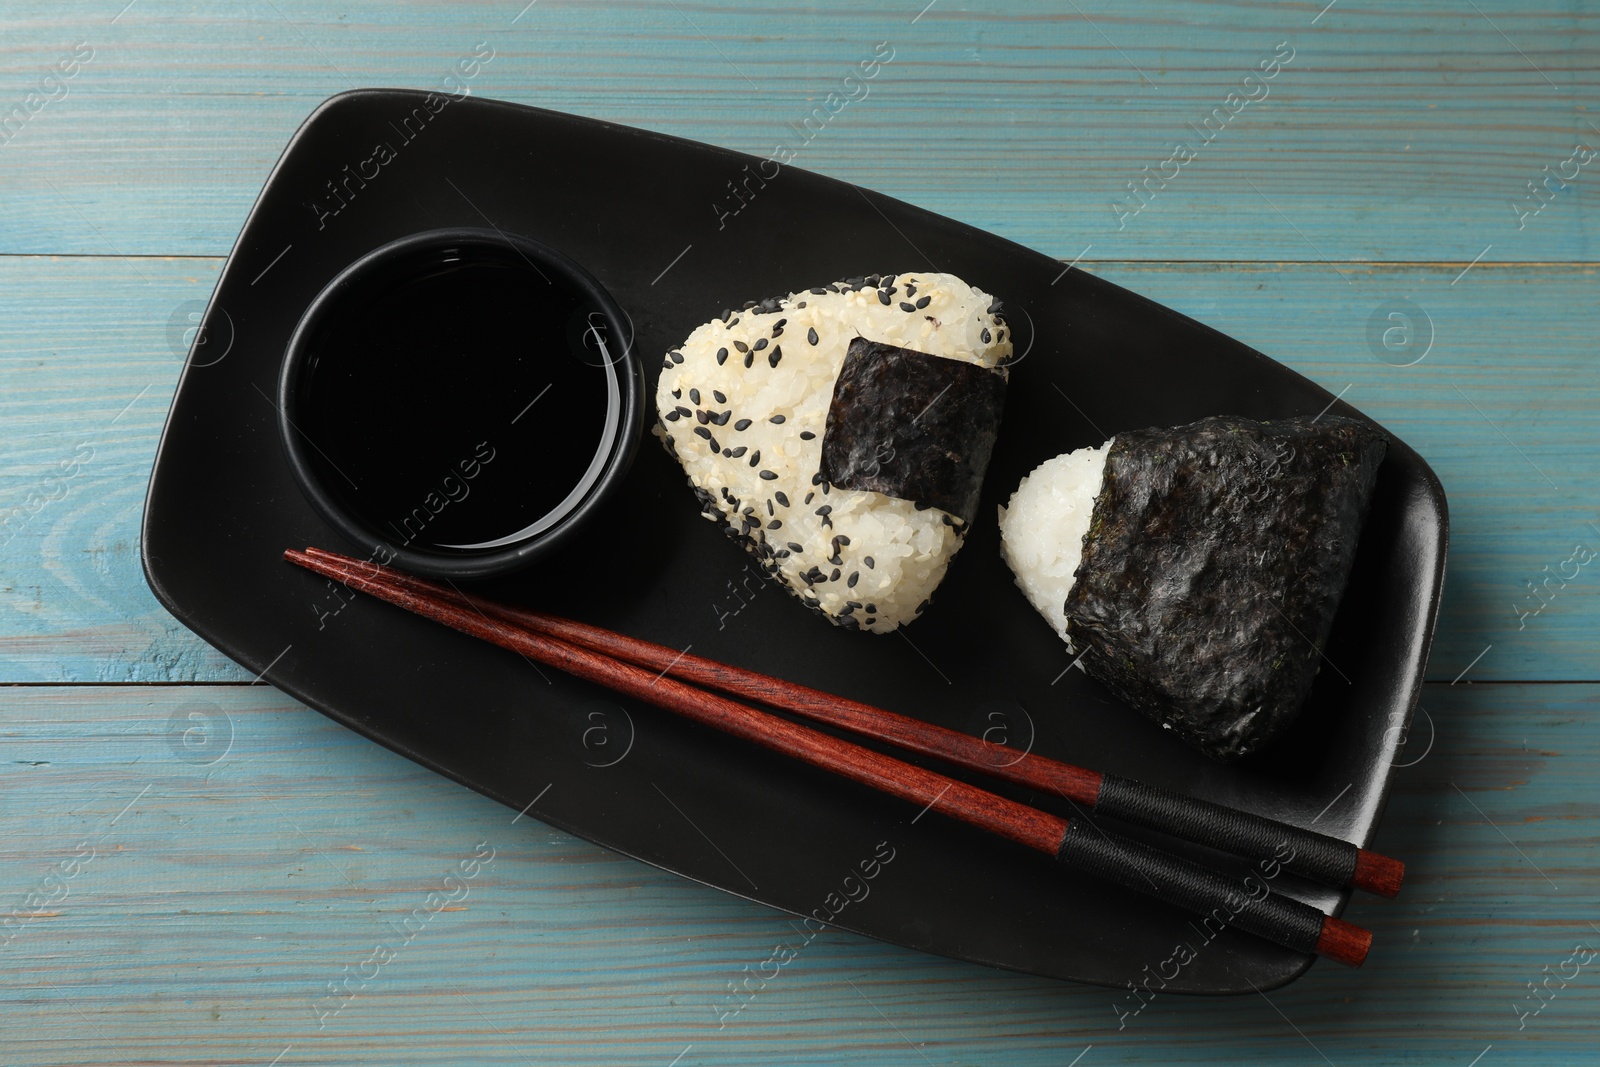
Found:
<box><xmin>3</xmin><ymin>1</ymin><xmax>1598</xmax><ymax>1063</ymax></box>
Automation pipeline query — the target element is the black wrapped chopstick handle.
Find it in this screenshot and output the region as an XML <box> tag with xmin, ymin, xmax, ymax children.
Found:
<box><xmin>1094</xmin><ymin>774</ymin><xmax>1402</xmax><ymax>897</ymax></box>
<box><xmin>1056</xmin><ymin>820</ymin><xmax>1368</xmax><ymax>965</ymax></box>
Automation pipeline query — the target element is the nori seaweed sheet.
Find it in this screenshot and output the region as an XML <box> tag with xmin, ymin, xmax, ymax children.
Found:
<box><xmin>1063</xmin><ymin>414</ymin><xmax>1387</xmax><ymax>761</ymax></box>
<box><xmin>819</xmin><ymin>338</ymin><xmax>1007</xmax><ymax>524</ymax></box>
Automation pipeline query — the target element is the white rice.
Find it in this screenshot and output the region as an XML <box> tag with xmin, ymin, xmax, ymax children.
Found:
<box><xmin>997</xmin><ymin>441</ymin><xmax>1113</xmax><ymax>650</ymax></box>
<box><xmin>655</xmin><ymin>272</ymin><xmax>1011</xmax><ymax>633</ymax></box>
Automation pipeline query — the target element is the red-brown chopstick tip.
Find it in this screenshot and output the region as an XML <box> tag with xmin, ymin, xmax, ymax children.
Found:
<box><xmin>1352</xmin><ymin>849</ymin><xmax>1405</xmax><ymax>898</ymax></box>
<box><xmin>1315</xmin><ymin>915</ymin><xmax>1372</xmax><ymax>967</ymax></box>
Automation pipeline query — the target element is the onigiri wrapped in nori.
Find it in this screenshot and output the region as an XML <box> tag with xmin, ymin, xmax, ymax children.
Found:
<box><xmin>655</xmin><ymin>272</ymin><xmax>1012</xmax><ymax>632</ymax></box>
<box><xmin>999</xmin><ymin>414</ymin><xmax>1386</xmax><ymax>760</ymax></box>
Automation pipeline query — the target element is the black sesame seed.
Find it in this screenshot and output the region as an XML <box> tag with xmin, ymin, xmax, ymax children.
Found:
<box><xmin>900</xmin><ymin>301</ymin><xmax>916</xmax><ymax>313</ymax></box>
<box><xmin>671</xmin><ymin>388</ymin><xmax>682</xmax><ymax>399</ymax></box>
<box><xmin>987</xmin><ymin>299</ymin><xmax>1003</xmax><ymax>315</ymax></box>
<box><xmin>733</xmin><ymin>341</ymin><xmax>749</xmax><ymax>353</ymax></box>
<box><xmin>665</xmin><ymin>411</ymin><xmax>681</xmax><ymax>422</ymax></box>
<box><xmin>774</xmin><ymin>318</ymin><xmax>787</xmax><ymax>331</ymax></box>
<box><xmin>864</xmin><ymin>617</ymin><xmax>875</xmax><ymax>626</ymax></box>
<box><xmin>689</xmin><ymin>388</ymin><xmax>701</xmax><ymax>404</ymax></box>
<box><xmin>713</xmin><ymin>390</ymin><xmax>727</xmax><ymax>403</ymax></box>
<box><xmin>734</xmin><ymin>418</ymin><xmax>752</xmax><ymax>431</ymax></box>
<box><xmin>693</xmin><ymin>427</ymin><xmax>711</xmax><ymax>439</ymax></box>
<box><xmin>804</xmin><ymin>492</ymin><xmax>814</xmax><ymax>504</ymax></box>
<box><xmin>905</xmin><ymin>283</ymin><xmax>916</xmax><ymax>298</ymax></box>
<box><xmin>916</xmin><ymin>295</ymin><xmax>931</xmax><ymax>309</ymax></box>
<box><xmin>877</xmin><ymin>289</ymin><xmax>891</xmax><ymax>305</ymax></box>
<box><xmin>722</xmin><ymin>447</ymin><xmax>733</xmax><ymax>456</ymax></box>
<box><xmin>768</xmin><ymin>346</ymin><xmax>782</xmax><ymax>367</ymax></box>
<box><xmin>836</xmin><ymin>534</ymin><xmax>851</xmax><ymax>545</ymax></box>
<box><xmin>799</xmin><ymin>430</ymin><xmax>816</xmax><ymax>441</ymax></box>
<box><xmin>752</xmin><ymin>338</ymin><xmax>768</xmax><ymax>351</ymax></box>
<box><xmin>866</xmin><ymin>604</ymin><xmax>877</xmax><ymax>613</ymax></box>
<box><xmin>797</xmin><ymin>301</ymin><xmax>807</xmax><ymax>308</ymax></box>
<box><xmin>996</xmin><ymin>329</ymin><xmax>1006</xmax><ymax>343</ymax></box>
<box><xmin>728</xmin><ymin>446</ymin><xmax>748</xmax><ymax>458</ymax></box>
<box><xmin>706</xmin><ymin>434</ymin><xmax>720</xmax><ymax>451</ymax></box>
<box><xmin>729</xmin><ymin>316</ymin><xmax>741</xmax><ymax>326</ymax></box>
<box><xmin>830</xmin><ymin>568</ymin><xmax>841</xmax><ymax>582</ymax></box>
<box><xmin>866</xmin><ymin>274</ymin><xmax>881</xmax><ymax>287</ymax></box>
<box><xmin>716</xmin><ymin>347</ymin><xmax>729</xmax><ymax>365</ymax></box>
<box><xmin>815</xmin><ymin>505</ymin><xmax>832</xmax><ymax>515</ymax></box>
<box><xmin>749</xmin><ymin>450</ymin><xmax>761</xmax><ymax>466</ymax></box>
<box><xmin>812</xmin><ymin>473</ymin><xmax>826</xmax><ymax>485</ymax></box>
<box><xmin>774</xmin><ymin>491</ymin><xmax>790</xmax><ymax>507</ymax></box>
<box><xmin>744</xmin><ymin>352</ymin><xmax>753</xmax><ymax>368</ymax></box>
<box><xmin>864</xmin><ymin>556</ymin><xmax>875</xmax><ymax>568</ymax></box>
<box><xmin>767</xmin><ymin>520</ymin><xmax>781</xmax><ymax>529</ymax></box>
<box><xmin>769</xmin><ymin>414</ymin><xmax>786</xmax><ymax>425</ymax></box>
<box><xmin>670</xmin><ymin>350</ymin><xmax>685</xmax><ymax>364</ymax></box>
<box><xmin>696</xmin><ymin>410</ymin><xmax>711</xmax><ymax>424</ymax></box>
<box><xmin>712</xmin><ymin>410</ymin><xmax>731</xmax><ymax>426</ymax></box>
<box><xmin>787</xmin><ymin>541</ymin><xmax>804</xmax><ymax>552</ymax></box>
<box><xmin>810</xmin><ymin>287</ymin><xmax>828</xmax><ymax>295</ymax></box>
<box><xmin>807</xmin><ymin>327</ymin><xmax>819</xmax><ymax>345</ymax></box>
<box><xmin>980</xmin><ymin>328</ymin><xmax>991</xmax><ymax>344</ymax></box>
<box><xmin>916</xmin><ymin>599</ymin><xmax>930</xmax><ymax>614</ymax></box>
<box><xmin>759</xmin><ymin>470</ymin><xmax>777</xmax><ymax>481</ymax></box>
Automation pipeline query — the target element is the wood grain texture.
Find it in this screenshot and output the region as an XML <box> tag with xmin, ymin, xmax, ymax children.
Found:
<box><xmin>1</xmin><ymin>255</ymin><xmax>1593</xmax><ymax>683</ymax></box>
<box><xmin>3</xmin><ymin>0</ymin><xmax>1598</xmax><ymax>1060</ymax></box>
<box><xmin>0</xmin><ymin>1</ymin><xmax>1598</xmax><ymax>262</ymax></box>
<box><xmin>0</xmin><ymin>681</ymin><xmax>1593</xmax><ymax>1065</ymax></box>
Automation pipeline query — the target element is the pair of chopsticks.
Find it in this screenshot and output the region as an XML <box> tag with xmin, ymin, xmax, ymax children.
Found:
<box><xmin>287</xmin><ymin>546</ymin><xmax>1382</xmax><ymax>966</ymax></box>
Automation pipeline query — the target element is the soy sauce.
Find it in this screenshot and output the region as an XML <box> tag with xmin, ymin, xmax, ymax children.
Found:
<box><xmin>296</xmin><ymin>242</ymin><xmax>622</xmax><ymax>551</ymax></box>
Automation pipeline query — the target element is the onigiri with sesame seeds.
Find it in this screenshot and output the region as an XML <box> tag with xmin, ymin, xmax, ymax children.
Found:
<box><xmin>655</xmin><ymin>271</ymin><xmax>1012</xmax><ymax>633</ymax></box>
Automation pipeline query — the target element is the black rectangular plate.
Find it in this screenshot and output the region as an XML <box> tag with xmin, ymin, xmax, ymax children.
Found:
<box><xmin>143</xmin><ymin>89</ymin><xmax>1447</xmax><ymax>993</ymax></box>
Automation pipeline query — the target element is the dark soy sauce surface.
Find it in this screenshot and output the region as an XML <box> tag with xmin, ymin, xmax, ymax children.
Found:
<box><xmin>299</xmin><ymin>246</ymin><xmax>616</xmax><ymax>550</ymax></box>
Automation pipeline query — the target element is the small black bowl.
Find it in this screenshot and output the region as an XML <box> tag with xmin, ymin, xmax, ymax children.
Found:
<box><xmin>277</xmin><ymin>227</ymin><xmax>642</xmax><ymax>579</ymax></box>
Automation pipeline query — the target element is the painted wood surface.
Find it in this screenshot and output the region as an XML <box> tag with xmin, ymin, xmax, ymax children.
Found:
<box><xmin>3</xmin><ymin>0</ymin><xmax>1599</xmax><ymax>1062</ymax></box>
<box><xmin>0</xmin><ymin>1</ymin><xmax>1598</xmax><ymax>262</ymax></box>
<box><xmin>0</xmin><ymin>681</ymin><xmax>1594</xmax><ymax>1066</ymax></box>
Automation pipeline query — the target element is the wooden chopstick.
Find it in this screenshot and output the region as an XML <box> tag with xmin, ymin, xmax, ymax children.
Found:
<box><xmin>299</xmin><ymin>545</ymin><xmax>1403</xmax><ymax>899</ymax></box>
<box><xmin>286</xmin><ymin>547</ymin><xmax>1372</xmax><ymax>966</ymax></box>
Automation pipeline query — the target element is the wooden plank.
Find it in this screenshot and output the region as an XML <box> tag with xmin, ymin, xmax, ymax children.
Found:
<box><xmin>2</xmin><ymin>255</ymin><xmax>1593</xmax><ymax>683</ymax></box>
<box><xmin>0</xmin><ymin>680</ymin><xmax>1592</xmax><ymax>1064</ymax></box>
<box><xmin>1</xmin><ymin>1</ymin><xmax>1599</xmax><ymax>261</ymax></box>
